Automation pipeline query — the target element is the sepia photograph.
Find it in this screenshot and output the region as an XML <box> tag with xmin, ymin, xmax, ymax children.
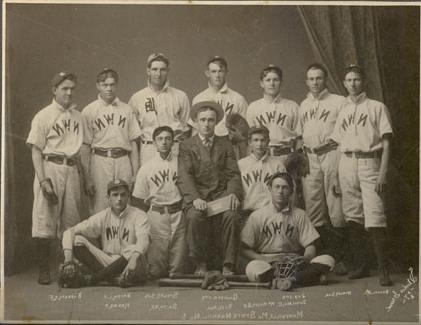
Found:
<box><xmin>2</xmin><ymin>1</ymin><xmax>420</xmax><ymax>323</ymax></box>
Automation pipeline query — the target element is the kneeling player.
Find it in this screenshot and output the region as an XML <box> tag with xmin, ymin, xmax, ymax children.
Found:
<box><xmin>240</xmin><ymin>172</ymin><xmax>334</xmax><ymax>290</ymax></box>
<box><xmin>60</xmin><ymin>179</ymin><xmax>150</xmax><ymax>288</ymax></box>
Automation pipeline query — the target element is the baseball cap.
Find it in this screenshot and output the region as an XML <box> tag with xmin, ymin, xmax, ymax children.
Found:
<box><xmin>248</xmin><ymin>126</ymin><xmax>269</xmax><ymax>139</ymax></box>
<box><xmin>207</xmin><ymin>55</ymin><xmax>228</xmax><ymax>70</ymax></box>
<box><xmin>190</xmin><ymin>101</ymin><xmax>224</xmax><ymax>124</ymax></box>
<box><xmin>245</xmin><ymin>260</ymin><xmax>273</xmax><ymax>282</ymax></box>
<box><xmin>107</xmin><ymin>179</ymin><xmax>130</xmax><ymax>194</ymax></box>
<box><xmin>51</xmin><ymin>71</ymin><xmax>77</xmax><ymax>88</ymax></box>
<box><xmin>147</xmin><ymin>53</ymin><xmax>170</xmax><ymax>67</ymax></box>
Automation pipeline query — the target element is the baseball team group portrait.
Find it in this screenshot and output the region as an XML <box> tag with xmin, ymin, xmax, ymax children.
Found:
<box><xmin>3</xmin><ymin>2</ymin><xmax>419</xmax><ymax>324</ymax></box>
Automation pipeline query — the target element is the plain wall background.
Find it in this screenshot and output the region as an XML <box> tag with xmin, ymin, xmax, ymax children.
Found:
<box><xmin>6</xmin><ymin>4</ymin><xmax>315</xmax><ymax>271</ymax></box>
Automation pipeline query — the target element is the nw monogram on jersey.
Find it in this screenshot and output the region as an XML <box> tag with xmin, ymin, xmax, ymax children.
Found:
<box><xmin>242</xmin><ymin>169</ymin><xmax>272</xmax><ymax>187</ymax></box>
<box><xmin>262</xmin><ymin>220</ymin><xmax>295</xmax><ymax>239</ymax></box>
<box><xmin>340</xmin><ymin>112</ymin><xmax>368</xmax><ymax>131</ymax></box>
<box><xmin>92</xmin><ymin>113</ymin><xmax>127</xmax><ymax>131</ymax></box>
<box><xmin>150</xmin><ymin>169</ymin><xmax>178</xmax><ymax>187</ymax></box>
<box><xmin>52</xmin><ymin>118</ymin><xmax>80</xmax><ymax>136</ymax></box>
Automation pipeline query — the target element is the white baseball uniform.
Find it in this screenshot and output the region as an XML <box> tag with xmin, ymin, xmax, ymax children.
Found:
<box><xmin>330</xmin><ymin>92</ymin><xmax>393</xmax><ymax>228</ymax></box>
<box><xmin>128</xmin><ymin>81</ymin><xmax>190</xmax><ymax>165</ymax></box>
<box><xmin>132</xmin><ymin>152</ymin><xmax>186</xmax><ymax>278</ymax></box>
<box><xmin>241</xmin><ymin>203</ymin><xmax>319</xmax><ymax>258</ymax></box>
<box><xmin>238</xmin><ymin>152</ymin><xmax>286</xmax><ymax>211</ymax></box>
<box><xmin>82</xmin><ymin>96</ymin><xmax>141</xmax><ymax>214</ymax></box>
<box><xmin>191</xmin><ymin>83</ymin><xmax>248</xmax><ymax>136</ymax></box>
<box><xmin>27</xmin><ymin>99</ymin><xmax>83</xmax><ymax>238</ymax></box>
<box><xmin>247</xmin><ymin>94</ymin><xmax>300</xmax><ymax>163</ymax></box>
<box><xmin>62</xmin><ymin>205</ymin><xmax>150</xmax><ymax>267</ymax></box>
<box><xmin>299</xmin><ymin>89</ymin><xmax>346</xmax><ymax>228</ymax></box>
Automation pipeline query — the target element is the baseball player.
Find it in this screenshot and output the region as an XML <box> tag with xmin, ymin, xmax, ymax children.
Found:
<box><xmin>26</xmin><ymin>72</ymin><xmax>84</xmax><ymax>284</ymax></box>
<box><xmin>132</xmin><ymin>126</ymin><xmax>186</xmax><ymax>279</ymax></box>
<box><xmin>81</xmin><ymin>68</ymin><xmax>141</xmax><ymax>214</ymax></box>
<box><xmin>61</xmin><ymin>179</ymin><xmax>150</xmax><ymax>288</ymax></box>
<box><xmin>299</xmin><ymin>63</ymin><xmax>348</xmax><ymax>274</ymax></box>
<box><xmin>191</xmin><ymin>56</ymin><xmax>248</xmax><ymax>137</ymax></box>
<box><xmin>241</xmin><ymin>172</ymin><xmax>335</xmax><ymax>290</ymax></box>
<box><xmin>128</xmin><ymin>53</ymin><xmax>191</xmax><ymax>165</ymax></box>
<box><xmin>238</xmin><ymin>126</ymin><xmax>286</xmax><ymax>214</ymax></box>
<box><xmin>247</xmin><ymin>65</ymin><xmax>301</xmax><ymax>164</ymax></box>
<box><xmin>330</xmin><ymin>65</ymin><xmax>393</xmax><ymax>286</ymax></box>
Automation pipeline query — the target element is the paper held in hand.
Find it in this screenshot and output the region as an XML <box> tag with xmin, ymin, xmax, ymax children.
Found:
<box><xmin>206</xmin><ymin>195</ymin><xmax>232</xmax><ymax>217</ymax></box>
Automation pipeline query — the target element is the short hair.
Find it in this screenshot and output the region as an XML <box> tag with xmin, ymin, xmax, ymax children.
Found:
<box><xmin>267</xmin><ymin>172</ymin><xmax>294</xmax><ymax>190</ymax></box>
<box><xmin>196</xmin><ymin>105</ymin><xmax>218</xmax><ymax>119</ymax></box>
<box><xmin>97</xmin><ymin>68</ymin><xmax>119</xmax><ymax>83</ymax></box>
<box><xmin>306</xmin><ymin>63</ymin><xmax>328</xmax><ymax>78</ymax></box>
<box><xmin>343</xmin><ymin>64</ymin><xmax>366</xmax><ymax>80</ymax></box>
<box><xmin>147</xmin><ymin>53</ymin><xmax>170</xmax><ymax>68</ymax></box>
<box><xmin>152</xmin><ymin>126</ymin><xmax>174</xmax><ymax>140</ymax></box>
<box><xmin>207</xmin><ymin>56</ymin><xmax>228</xmax><ymax>70</ymax></box>
<box><xmin>248</xmin><ymin>126</ymin><xmax>269</xmax><ymax>140</ymax></box>
<box><xmin>52</xmin><ymin>72</ymin><xmax>77</xmax><ymax>88</ymax></box>
<box><xmin>260</xmin><ymin>65</ymin><xmax>283</xmax><ymax>81</ymax></box>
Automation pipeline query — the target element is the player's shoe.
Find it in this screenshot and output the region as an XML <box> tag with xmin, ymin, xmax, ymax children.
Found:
<box><xmin>378</xmin><ymin>267</ymin><xmax>392</xmax><ymax>286</ymax></box>
<box><xmin>38</xmin><ymin>265</ymin><xmax>51</xmax><ymax>285</ymax></box>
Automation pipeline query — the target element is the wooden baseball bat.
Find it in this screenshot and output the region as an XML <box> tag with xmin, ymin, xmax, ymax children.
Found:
<box><xmin>169</xmin><ymin>273</ymin><xmax>249</xmax><ymax>282</ymax></box>
<box><xmin>158</xmin><ymin>278</ymin><xmax>270</xmax><ymax>289</ymax></box>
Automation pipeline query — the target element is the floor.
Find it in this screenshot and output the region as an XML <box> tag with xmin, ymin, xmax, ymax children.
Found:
<box><xmin>3</xmin><ymin>266</ymin><xmax>419</xmax><ymax>324</ymax></box>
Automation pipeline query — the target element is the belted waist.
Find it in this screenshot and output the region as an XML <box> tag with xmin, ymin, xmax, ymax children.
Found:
<box><xmin>151</xmin><ymin>201</ymin><xmax>183</xmax><ymax>214</ymax></box>
<box><xmin>304</xmin><ymin>143</ymin><xmax>337</xmax><ymax>156</ymax></box>
<box><xmin>269</xmin><ymin>145</ymin><xmax>294</xmax><ymax>156</ymax></box>
<box><xmin>44</xmin><ymin>155</ymin><xmax>77</xmax><ymax>166</ymax></box>
<box><xmin>141</xmin><ymin>140</ymin><xmax>154</xmax><ymax>145</ymax></box>
<box><xmin>93</xmin><ymin>148</ymin><xmax>129</xmax><ymax>158</ymax></box>
<box><xmin>344</xmin><ymin>150</ymin><xmax>382</xmax><ymax>159</ymax></box>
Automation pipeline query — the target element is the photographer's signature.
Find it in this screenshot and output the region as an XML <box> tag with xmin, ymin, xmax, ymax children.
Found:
<box><xmin>385</xmin><ymin>267</ymin><xmax>418</xmax><ymax>312</ymax></box>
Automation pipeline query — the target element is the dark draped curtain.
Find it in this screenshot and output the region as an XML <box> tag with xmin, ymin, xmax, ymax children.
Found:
<box><xmin>298</xmin><ymin>6</ymin><xmax>419</xmax><ymax>269</ymax></box>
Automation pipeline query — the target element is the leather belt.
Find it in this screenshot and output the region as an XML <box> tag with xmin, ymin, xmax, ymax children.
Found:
<box><xmin>93</xmin><ymin>148</ymin><xmax>129</xmax><ymax>158</ymax></box>
<box><xmin>141</xmin><ymin>140</ymin><xmax>154</xmax><ymax>145</ymax></box>
<box><xmin>44</xmin><ymin>155</ymin><xmax>77</xmax><ymax>166</ymax></box>
<box><xmin>269</xmin><ymin>146</ymin><xmax>294</xmax><ymax>156</ymax></box>
<box><xmin>304</xmin><ymin>143</ymin><xmax>337</xmax><ymax>156</ymax></box>
<box><xmin>151</xmin><ymin>201</ymin><xmax>182</xmax><ymax>214</ymax></box>
<box><xmin>344</xmin><ymin>150</ymin><xmax>382</xmax><ymax>159</ymax></box>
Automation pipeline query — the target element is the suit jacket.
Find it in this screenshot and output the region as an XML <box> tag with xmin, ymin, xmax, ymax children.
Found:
<box><xmin>177</xmin><ymin>134</ymin><xmax>243</xmax><ymax>205</ymax></box>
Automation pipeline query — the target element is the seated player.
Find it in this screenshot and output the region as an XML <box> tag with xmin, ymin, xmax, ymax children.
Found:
<box><xmin>132</xmin><ymin>126</ymin><xmax>187</xmax><ymax>279</ymax></box>
<box><xmin>60</xmin><ymin>179</ymin><xmax>150</xmax><ymax>288</ymax></box>
<box><xmin>241</xmin><ymin>172</ymin><xmax>334</xmax><ymax>290</ymax></box>
<box><xmin>238</xmin><ymin>126</ymin><xmax>286</xmax><ymax>216</ymax></box>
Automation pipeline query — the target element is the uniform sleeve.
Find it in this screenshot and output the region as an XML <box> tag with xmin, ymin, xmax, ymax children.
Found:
<box><xmin>177</xmin><ymin>141</ymin><xmax>201</xmax><ymax>204</ymax></box>
<box><xmin>237</xmin><ymin>95</ymin><xmax>248</xmax><ymax>119</ymax></box>
<box><xmin>128</xmin><ymin>108</ymin><xmax>142</xmax><ymax>141</ymax></box>
<box><xmin>246</xmin><ymin>104</ymin><xmax>256</xmax><ymax>127</ymax></box>
<box><xmin>297</xmin><ymin>102</ymin><xmax>305</xmax><ymax>136</ymax></box>
<box><xmin>291</xmin><ymin>101</ymin><xmax>301</xmax><ymax>137</ymax></box>
<box><xmin>132</xmin><ymin>167</ymin><xmax>150</xmax><ymax>200</ymax></box>
<box><xmin>128</xmin><ymin>94</ymin><xmax>140</xmax><ymax>122</ymax></box>
<box><xmin>62</xmin><ymin>213</ymin><xmax>104</xmax><ymax>250</ymax></box>
<box><xmin>298</xmin><ymin>212</ymin><xmax>320</xmax><ymax>248</ymax></box>
<box><xmin>81</xmin><ymin>108</ymin><xmax>94</xmax><ymax>145</ymax></box>
<box><xmin>378</xmin><ymin>104</ymin><xmax>393</xmax><ymax>137</ymax></box>
<box><xmin>26</xmin><ymin>112</ymin><xmax>47</xmax><ymax>150</ymax></box>
<box><xmin>133</xmin><ymin>211</ymin><xmax>150</xmax><ymax>255</ymax></box>
<box><xmin>241</xmin><ymin>212</ymin><xmax>258</xmax><ymax>249</ymax></box>
<box><xmin>329</xmin><ymin>111</ymin><xmax>343</xmax><ymax>144</ymax></box>
<box><xmin>178</xmin><ymin>92</ymin><xmax>191</xmax><ymax>132</ymax></box>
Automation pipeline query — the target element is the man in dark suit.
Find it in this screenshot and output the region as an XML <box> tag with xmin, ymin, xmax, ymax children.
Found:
<box><xmin>177</xmin><ymin>101</ymin><xmax>243</xmax><ymax>276</ymax></box>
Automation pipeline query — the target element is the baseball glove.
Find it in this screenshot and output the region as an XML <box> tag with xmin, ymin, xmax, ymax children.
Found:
<box><xmin>226</xmin><ymin>113</ymin><xmax>249</xmax><ymax>144</ymax></box>
<box><xmin>201</xmin><ymin>271</ymin><xmax>230</xmax><ymax>291</ymax></box>
<box><xmin>40</xmin><ymin>178</ymin><xmax>58</xmax><ymax>205</ymax></box>
<box><xmin>58</xmin><ymin>261</ymin><xmax>87</xmax><ymax>288</ymax></box>
<box><xmin>270</xmin><ymin>254</ymin><xmax>308</xmax><ymax>290</ymax></box>
<box><xmin>284</xmin><ymin>152</ymin><xmax>309</xmax><ymax>178</ymax></box>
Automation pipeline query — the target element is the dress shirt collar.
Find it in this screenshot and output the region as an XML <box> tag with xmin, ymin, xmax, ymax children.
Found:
<box><xmin>198</xmin><ymin>133</ymin><xmax>215</xmax><ymax>145</ymax></box>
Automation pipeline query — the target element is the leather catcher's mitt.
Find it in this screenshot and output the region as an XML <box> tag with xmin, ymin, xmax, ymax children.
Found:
<box><xmin>201</xmin><ymin>271</ymin><xmax>230</xmax><ymax>291</ymax></box>
<box><xmin>58</xmin><ymin>261</ymin><xmax>87</xmax><ymax>288</ymax></box>
<box><xmin>270</xmin><ymin>254</ymin><xmax>308</xmax><ymax>290</ymax></box>
<box><xmin>284</xmin><ymin>152</ymin><xmax>309</xmax><ymax>177</ymax></box>
<box><xmin>226</xmin><ymin>113</ymin><xmax>249</xmax><ymax>144</ymax></box>
<box><xmin>40</xmin><ymin>178</ymin><xmax>59</xmax><ymax>205</ymax></box>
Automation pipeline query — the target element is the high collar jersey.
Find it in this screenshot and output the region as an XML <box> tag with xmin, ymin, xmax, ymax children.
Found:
<box><xmin>82</xmin><ymin>95</ymin><xmax>141</xmax><ymax>150</ymax></box>
<box><xmin>192</xmin><ymin>83</ymin><xmax>248</xmax><ymax>136</ymax></box>
<box><xmin>128</xmin><ymin>81</ymin><xmax>190</xmax><ymax>142</ymax></box>
<box><xmin>330</xmin><ymin>92</ymin><xmax>393</xmax><ymax>152</ymax></box>
<box><xmin>26</xmin><ymin>99</ymin><xmax>83</xmax><ymax>157</ymax></box>
<box><xmin>247</xmin><ymin>93</ymin><xmax>301</xmax><ymax>146</ymax></box>
<box><xmin>299</xmin><ymin>89</ymin><xmax>345</xmax><ymax>149</ymax></box>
